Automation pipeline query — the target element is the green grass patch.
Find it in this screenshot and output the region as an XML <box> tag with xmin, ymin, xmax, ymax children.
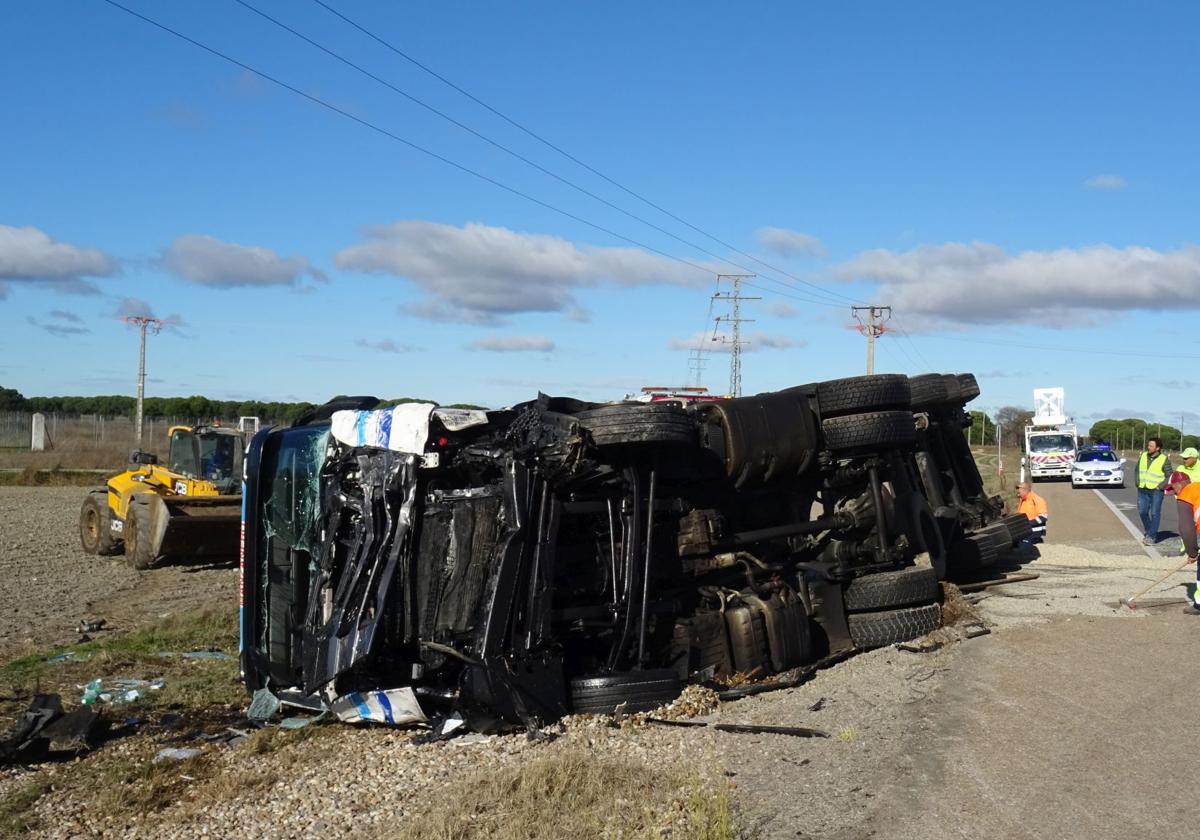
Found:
<box><xmin>0</xmin><ymin>468</ymin><xmax>109</xmax><ymax>486</ymax></box>
<box><xmin>0</xmin><ymin>608</ymin><xmax>242</xmax><ymax>717</ymax></box>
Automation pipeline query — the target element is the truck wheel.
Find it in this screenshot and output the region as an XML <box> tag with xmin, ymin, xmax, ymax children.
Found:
<box><xmin>79</xmin><ymin>492</ymin><xmax>118</xmax><ymax>556</ymax></box>
<box><xmin>1003</xmin><ymin>514</ymin><xmax>1033</xmax><ymax>544</ymax></box>
<box><xmin>940</xmin><ymin>374</ymin><xmax>963</xmax><ymax>405</ymax></box>
<box><xmin>124</xmin><ymin>502</ymin><xmax>156</xmax><ymax>570</ymax></box>
<box><xmin>843</xmin><ymin>566</ymin><xmax>940</xmax><ymax>612</ymax></box>
<box><xmin>574</xmin><ymin>404</ymin><xmax>694</xmax><ymax>447</ymax></box>
<box><xmin>909</xmin><ymin>374</ymin><xmax>950</xmax><ymax>410</ymax></box>
<box><xmin>847</xmin><ymin>602</ymin><xmax>942</xmax><ymax>649</ymax></box>
<box><xmin>948</xmin><ymin>533</ymin><xmax>999</xmax><ymax>576</ymax></box>
<box><xmin>814</xmin><ymin>375</ymin><xmax>911</xmax><ymax>418</ymax></box>
<box><xmin>568</xmin><ymin>669</ymin><xmax>683</xmax><ymax>714</ymax></box>
<box><xmin>957</xmin><ymin>373</ymin><xmax>981</xmax><ymax>403</ymax></box>
<box><xmin>821</xmin><ymin>410</ymin><xmax>916</xmax><ymax>451</ymax></box>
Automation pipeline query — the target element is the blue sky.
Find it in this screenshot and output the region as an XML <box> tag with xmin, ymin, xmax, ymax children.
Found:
<box><xmin>2</xmin><ymin>0</ymin><xmax>1198</xmax><ymax>428</ymax></box>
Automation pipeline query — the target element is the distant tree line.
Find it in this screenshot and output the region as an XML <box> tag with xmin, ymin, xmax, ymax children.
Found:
<box><xmin>962</xmin><ymin>404</ymin><xmax>1199</xmax><ymax>452</ymax></box>
<box><xmin>0</xmin><ymin>387</ymin><xmax>481</xmax><ymax>424</ymax></box>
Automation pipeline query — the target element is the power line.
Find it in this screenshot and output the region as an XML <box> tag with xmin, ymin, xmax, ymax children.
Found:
<box><xmin>102</xmin><ymin>0</ymin><xmax>846</xmax><ymax>314</ymax></box>
<box><xmin>308</xmin><ymin>0</ymin><xmax>863</xmax><ymax>308</ymax></box>
<box><xmin>888</xmin><ymin>320</ymin><xmax>936</xmax><ymax>371</ymax></box>
<box><xmin>100</xmin><ymin>0</ymin><xmax>720</xmax><ymax>282</ymax></box>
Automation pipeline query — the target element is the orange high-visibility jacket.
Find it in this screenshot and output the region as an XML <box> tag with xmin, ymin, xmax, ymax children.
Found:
<box><xmin>1017</xmin><ymin>491</ymin><xmax>1048</xmax><ymax>521</ymax></box>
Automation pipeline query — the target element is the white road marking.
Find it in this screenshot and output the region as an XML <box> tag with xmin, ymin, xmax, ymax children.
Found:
<box><xmin>1091</xmin><ymin>489</ymin><xmax>1160</xmax><ymax>559</ymax></box>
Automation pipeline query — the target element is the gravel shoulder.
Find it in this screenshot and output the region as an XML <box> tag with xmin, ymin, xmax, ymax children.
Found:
<box><xmin>4</xmin><ymin>488</ymin><xmax>1198</xmax><ymax>838</ymax></box>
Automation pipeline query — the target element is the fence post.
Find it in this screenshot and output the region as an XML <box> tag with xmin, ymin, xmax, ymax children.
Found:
<box><xmin>31</xmin><ymin>413</ymin><xmax>46</xmax><ymax>451</ymax></box>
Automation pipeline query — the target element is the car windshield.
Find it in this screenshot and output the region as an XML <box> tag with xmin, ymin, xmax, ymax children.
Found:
<box><xmin>1077</xmin><ymin>450</ymin><xmax>1117</xmax><ymax>463</ymax></box>
<box><xmin>1030</xmin><ymin>435</ymin><xmax>1075</xmax><ymax>453</ymax></box>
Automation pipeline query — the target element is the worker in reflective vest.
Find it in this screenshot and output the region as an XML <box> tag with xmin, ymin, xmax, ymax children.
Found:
<box><xmin>1016</xmin><ymin>482</ymin><xmax>1047</xmax><ymax>543</ymax></box>
<box><xmin>1136</xmin><ymin>437</ymin><xmax>1172</xmax><ymax>545</ymax></box>
<box><xmin>1163</xmin><ymin>471</ymin><xmax>1200</xmax><ymax>614</ymax></box>
<box><xmin>1176</xmin><ymin>447</ymin><xmax>1200</xmax><ymax>483</ymax></box>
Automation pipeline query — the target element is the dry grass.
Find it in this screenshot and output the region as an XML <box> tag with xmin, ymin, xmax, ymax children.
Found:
<box><xmin>0</xmin><ymin>441</ymin><xmax>134</xmax><ymax>471</ymax></box>
<box><xmin>940</xmin><ymin>582</ymin><xmax>984</xmax><ymax>627</ymax></box>
<box><xmin>398</xmin><ymin>745</ymin><xmax>735</xmax><ymax>840</ymax></box>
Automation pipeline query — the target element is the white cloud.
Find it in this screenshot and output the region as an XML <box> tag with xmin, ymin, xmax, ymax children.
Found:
<box><xmin>26</xmin><ymin>314</ymin><xmax>90</xmax><ymax>338</ymax></box>
<box><xmin>161</xmin><ymin>234</ymin><xmax>325</xmax><ymax>288</ymax></box>
<box><xmin>355</xmin><ymin>338</ymin><xmax>417</xmax><ymax>354</ymax></box>
<box><xmin>668</xmin><ymin>331</ymin><xmax>806</xmax><ymax>353</ymax></box>
<box><xmin>837</xmin><ymin>241</ymin><xmax>1200</xmax><ymax>328</ymax></box>
<box><xmin>115</xmin><ymin>297</ymin><xmax>185</xmax><ymax>328</ymax></box>
<box><xmin>0</xmin><ymin>225</ymin><xmax>117</xmax><ymax>295</ymax></box>
<box><xmin>470</xmin><ymin>335</ymin><xmax>556</xmax><ymax>353</ymax></box>
<box><xmin>755</xmin><ymin>227</ymin><xmax>826</xmax><ymax>258</ymax></box>
<box><xmin>766</xmin><ymin>301</ymin><xmax>800</xmax><ymax>319</ymax></box>
<box><xmin>337</xmin><ymin>221</ymin><xmax>722</xmax><ymax>321</ymax></box>
<box><xmin>1084</xmin><ymin>174</ymin><xmax>1127</xmax><ymax>190</ymax></box>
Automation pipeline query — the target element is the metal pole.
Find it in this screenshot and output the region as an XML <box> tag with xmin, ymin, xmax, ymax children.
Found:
<box><xmin>135</xmin><ymin>320</ymin><xmax>147</xmax><ymax>445</ymax></box>
<box><xmin>866</xmin><ymin>306</ymin><xmax>876</xmax><ymax>375</ymax></box>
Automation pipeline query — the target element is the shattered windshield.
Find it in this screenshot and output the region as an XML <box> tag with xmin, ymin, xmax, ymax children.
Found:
<box><xmin>1029</xmin><ymin>435</ymin><xmax>1074</xmax><ymax>453</ymax></box>
<box><xmin>262</xmin><ymin>426</ymin><xmax>329</xmax><ymax>555</ymax></box>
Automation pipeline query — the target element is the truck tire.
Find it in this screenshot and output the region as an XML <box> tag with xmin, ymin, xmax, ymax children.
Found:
<box><xmin>940</xmin><ymin>374</ymin><xmax>963</xmax><ymax>405</ymax></box>
<box><xmin>1003</xmin><ymin>513</ymin><xmax>1034</xmax><ymax>544</ymax></box>
<box><xmin>843</xmin><ymin>566</ymin><xmax>940</xmax><ymax>612</ymax></box>
<box><xmin>980</xmin><ymin>521</ymin><xmax>1015</xmax><ymax>552</ymax></box>
<box><xmin>574</xmin><ymin>404</ymin><xmax>694</xmax><ymax>447</ymax></box>
<box><xmin>948</xmin><ymin>533</ymin><xmax>999</xmax><ymax>576</ymax></box>
<box><xmin>957</xmin><ymin>373</ymin><xmax>981</xmax><ymax>403</ymax></box>
<box><xmin>909</xmin><ymin>374</ymin><xmax>951</xmax><ymax>410</ymax></box>
<box><xmin>568</xmin><ymin>669</ymin><xmax>683</xmax><ymax>714</ymax></box>
<box><xmin>815</xmin><ymin>375</ymin><xmax>911</xmax><ymax>418</ymax></box>
<box><xmin>124</xmin><ymin>502</ymin><xmax>156</xmax><ymax>570</ymax></box>
<box><xmin>847</xmin><ymin>602</ymin><xmax>942</xmax><ymax>649</ymax></box>
<box><xmin>821</xmin><ymin>411</ymin><xmax>916</xmax><ymax>451</ymax></box>
<box><xmin>79</xmin><ymin>491</ymin><xmax>118</xmax><ymax>556</ymax></box>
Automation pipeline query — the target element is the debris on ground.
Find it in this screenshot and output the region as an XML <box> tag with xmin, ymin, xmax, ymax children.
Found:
<box><xmin>80</xmin><ymin>677</ymin><xmax>165</xmax><ymax>705</ymax></box>
<box><xmin>0</xmin><ymin>693</ymin><xmax>65</xmax><ymax>763</ymax></box>
<box><xmin>153</xmin><ymin>746</ymin><xmax>201</xmax><ymax>763</ymax></box>
<box><xmin>76</xmin><ymin>618</ymin><xmax>107</xmax><ymax>634</ymax></box>
<box><xmin>155</xmin><ymin>649</ymin><xmax>229</xmax><ymax>660</ymax></box>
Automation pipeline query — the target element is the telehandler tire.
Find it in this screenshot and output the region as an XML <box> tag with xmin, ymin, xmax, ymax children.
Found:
<box><xmin>124</xmin><ymin>501</ymin><xmax>156</xmax><ymax>570</ymax></box>
<box><xmin>79</xmin><ymin>491</ymin><xmax>119</xmax><ymax>556</ymax></box>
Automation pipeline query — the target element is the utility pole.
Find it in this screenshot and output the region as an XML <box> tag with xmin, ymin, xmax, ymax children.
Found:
<box><xmin>123</xmin><ymin>316</ymin><xmax>164</xmax><ymax>446</ymax></box>
<box><xmin>712</xmin><ymin>275</ymin><xmax>758</xmax><ymax>397</ymax></box>
<box><xmin>851</xmin><ymin>305</ymin><xmax>891</xmax><ymax>374</ymax></box>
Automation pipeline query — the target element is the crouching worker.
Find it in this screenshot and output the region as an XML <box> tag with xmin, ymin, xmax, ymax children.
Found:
<box><xmin>1016</xmin><ymin>481</ymin><xmax>1048</xmax><ymax>544</ymax></box>
<box><xmin>1163</xmin><ymin>471</ymin><xmax>1200</xmax><ymax>614</ymax></box>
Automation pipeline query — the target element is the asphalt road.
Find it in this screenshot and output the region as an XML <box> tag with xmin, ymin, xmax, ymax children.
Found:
<box><xmin>864</xmin><ymin>614</ymin><xmax>1200</xmax><ymax>840</ymax></box>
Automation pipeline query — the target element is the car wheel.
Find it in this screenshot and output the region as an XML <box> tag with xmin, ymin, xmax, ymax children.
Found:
<box><xmin>568</xmin><ymin>669</ymin><xmax>683</xmax><ymax>714</ymax></box>
<box><xmin>847</xmin><ymin>602</ymin><xmax>942</xmax><ymax>649</ymax></box>
<box><xmin>843</xmin><ymin>566</ymin><xmax>940</xmax><ymax>612</ymax></box>
<box><xmin>821</xmin><ymin>410</ymin><xmax>916</xmax><ymax>452</ymax></box>
<box><xmin>574</xmin><ymin>403</ymin><xmax>694</xmax><ymax>447</ymax></box>
<box><xmin>814</xmin><ymin>374</ymin><xmax>911</xmax><ymax>418</ymax></box>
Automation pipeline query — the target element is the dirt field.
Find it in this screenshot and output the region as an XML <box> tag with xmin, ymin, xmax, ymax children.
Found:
<box><xmin>0</xmin><ymin>487</ymin><xmax>237</xmax><ymax>659</ymax></box>
<box><xmin>1</xmin><ymin>486</ymin><xmax>1197</xmax><ymax>839</ymax></box>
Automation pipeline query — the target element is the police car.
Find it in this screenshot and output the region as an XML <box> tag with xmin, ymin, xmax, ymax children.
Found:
<box><xmin>1071</xmin><ymin>444</ymin><xmax>1125</xmax><ymax>488</ymax></box>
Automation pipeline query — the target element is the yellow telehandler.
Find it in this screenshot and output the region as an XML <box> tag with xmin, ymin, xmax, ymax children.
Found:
<box><xmin>79</xmin><ymin>424</ymin><xmax>245</xmax><ymax>569</ymax></box>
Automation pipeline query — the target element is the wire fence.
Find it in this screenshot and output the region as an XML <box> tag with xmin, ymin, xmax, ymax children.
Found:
<box><xmin>0</xmin><ymin>412</ymin><xmax>242</xmax><ymax>452</ymax></box>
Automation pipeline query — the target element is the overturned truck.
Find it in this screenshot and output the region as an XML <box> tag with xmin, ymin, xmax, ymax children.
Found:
<box><xmin>240</xmin><ymin>373</ymin><xmax>1030</xmax><ymax>729</ymax></box>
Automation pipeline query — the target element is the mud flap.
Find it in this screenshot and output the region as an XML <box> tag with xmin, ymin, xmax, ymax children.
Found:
<box><xmin>808</xmin><ymin>578</ymin><xmax>853</xmax><ymax>656</ymax></box>
<box><xmin>458</xmin><ymin>655</ymin><xmax>567</xmax><ymax>731</ymax></box>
